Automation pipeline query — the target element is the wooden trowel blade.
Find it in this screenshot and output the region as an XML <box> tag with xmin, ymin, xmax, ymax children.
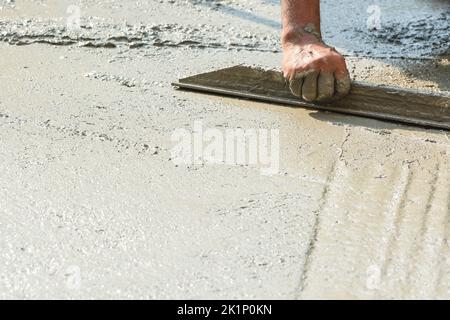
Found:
<box><xmin>172</xmin><ymin>65</ymin><xmax>450</xmax><ymax>130</ymax></box>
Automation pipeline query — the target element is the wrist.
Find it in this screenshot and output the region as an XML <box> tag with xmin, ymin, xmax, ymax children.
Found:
<box><xmin>281</xmin><ymin>24</ymin><xmax>323</xmax><ymax>47</ymax></box>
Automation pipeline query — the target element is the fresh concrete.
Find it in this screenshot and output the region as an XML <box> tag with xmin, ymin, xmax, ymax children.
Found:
<box><xmin>0</xmin><ymin>0</ymin><xmax>449</xmax><ymax>299</ymax></box>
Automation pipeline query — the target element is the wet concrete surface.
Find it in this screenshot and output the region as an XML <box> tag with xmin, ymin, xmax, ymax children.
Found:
<box><xmin>0</xmin><ymin>0</ymin><xmax>449</xmax><ymax>299</ymax></box>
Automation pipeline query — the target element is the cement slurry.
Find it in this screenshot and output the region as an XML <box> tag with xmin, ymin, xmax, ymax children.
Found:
<box><xmin>0</xmin><ymin>0</ymin><xmax>449</xmax><ymax>299</ymax></box>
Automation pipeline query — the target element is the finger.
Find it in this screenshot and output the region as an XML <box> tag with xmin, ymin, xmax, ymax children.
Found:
<box><xmin>334</xmin><ymin>72</ymin><xmax>352</xmax><ymax>99</ymax></box>
<box><xmin>317</xmin><ymin>72</ymin><xmax>335</xmax><ymax>102</ymax></box>
<box><xmin>289</xmin><ymin>76</ymin><xmax>304</xmax><ymax>97</ymax></box>
<box><xmin>302</xmin><ymin>71</ymin><xmax>319</xmax><ymax>102</ymax></box>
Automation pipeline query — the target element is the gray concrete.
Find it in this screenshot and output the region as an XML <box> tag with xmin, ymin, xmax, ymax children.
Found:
<box><xmin>0</xmin><ymin>0</ymin><xmax>449</xmax><ymax>299</ymax></box>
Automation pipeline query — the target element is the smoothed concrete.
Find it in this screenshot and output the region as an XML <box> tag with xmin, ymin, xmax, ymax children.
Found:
<box><xmin>0</xmin><ymin>0</ymin><xmax>449</xmax><ymax>299</ymax></box>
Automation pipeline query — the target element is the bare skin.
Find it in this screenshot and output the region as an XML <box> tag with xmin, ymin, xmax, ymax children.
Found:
<box><xmin>281</xmin><ymin>0</ymin><xmax>351</xmax><ymax>102</ymax></box>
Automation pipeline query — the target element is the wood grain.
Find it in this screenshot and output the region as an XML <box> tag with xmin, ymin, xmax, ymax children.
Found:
<box><xmin>173</xmin><ymin>65</ymin><xmax>450</xmax><ymax>130</ymax></box>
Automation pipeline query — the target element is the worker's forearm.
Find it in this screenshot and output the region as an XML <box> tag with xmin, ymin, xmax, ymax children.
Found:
<box><xmin>281</xmin><ymin>0</ymin><xmax>321</xmax><ymax>44</ymax></box>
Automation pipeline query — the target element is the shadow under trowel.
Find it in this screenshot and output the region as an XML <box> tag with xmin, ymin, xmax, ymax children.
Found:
<box><xmin>176</xmin><ymin>87</ymin><xmax>448</xmax><ymax>137</ymax></box>
<box><xmin>308</xmin><ymin>110</ymin><xmax>450</xmax><ymax>135</ymax></box>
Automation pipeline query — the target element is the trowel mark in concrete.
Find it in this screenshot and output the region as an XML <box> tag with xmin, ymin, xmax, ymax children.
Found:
<box><xmin>379</xmin><ymin>165</ymin><xmax>413</xmax><ymax>281</ymax></box>
<box><xmin>405</xmin><ymin>160</ymin><xmax>448</xmax><ymax>297</ymax></box>
<box><xmin>281</xmin><ymin>120</ymin><xmax>450</xmax><ymax>299</ymax></box>
<box><xmin>435</xmin><ymin>189</ymin><xmax>450</xmax><ymax>296</ymax></box>
<box><xmin>297</xmin><ymin>157</ymin><xmax>387</xmax><ymax>298</ymax></box>
<box><xmin>294</xmin><ymin>159</ymin><xmax>335</xmax><ymax>297</ymax></box>
<box><xmin>375</xmin><ymin>160</ymin><xmax>449</xmax><ymax>298</ymax></box>
<box><xmin>294</xmin><ymin>128</ymin><xmax>351</xmax><ymax>298</ymax></box>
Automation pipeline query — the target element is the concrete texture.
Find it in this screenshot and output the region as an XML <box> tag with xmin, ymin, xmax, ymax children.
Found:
<box><xmin>0</xmin><ymin>0</ymin><xmax>449</xmax><ymax>299</ymax></box>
